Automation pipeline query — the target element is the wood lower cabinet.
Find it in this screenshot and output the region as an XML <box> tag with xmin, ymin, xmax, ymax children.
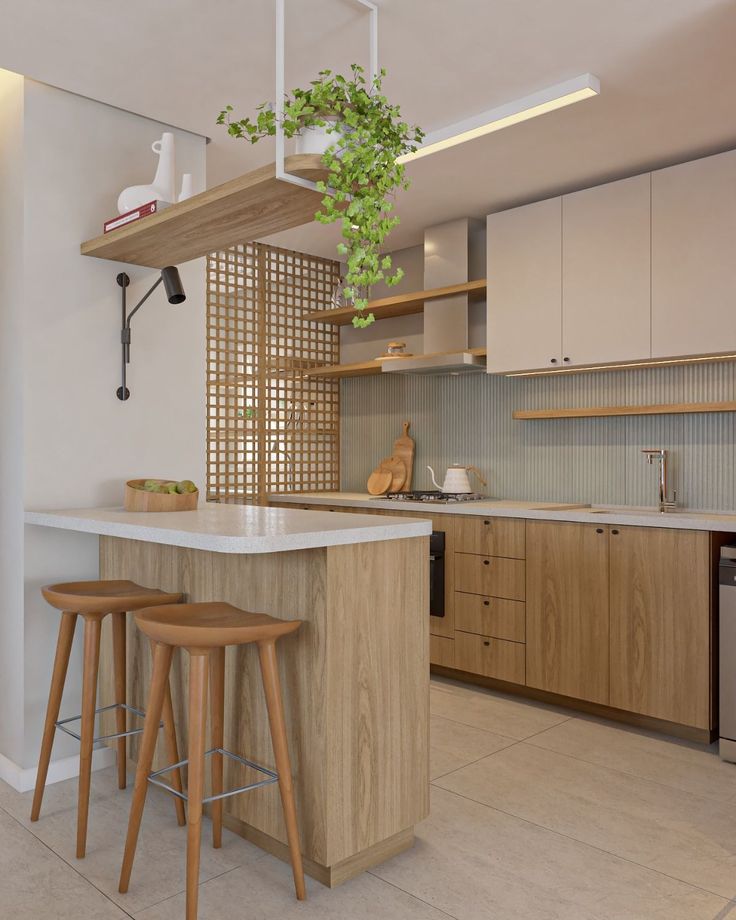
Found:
<box><xmin>454</xmin><ymin>516</ymin><xmax>525</xmax><ymax>559</ymax></box>
<box><xmin>455</xmin><ymin>553</ymin><xmax>525</xmax><ymax>601</ymax></box>
<box><xmin>455</xmin><ymin>592</ymin><xmax>525</xmax><ymax>642</ymax></box>
<box><xmin>526</xmin><ymin>521</ymin><xmax>610</xmax><ymax>705</ymax></box>
<box><xmin>454</xmin><ymin>631</ymin><xmax>525</xmax><ymax>684</ymax></box>
<box><xmin>430</xmin><ymin>635</ymin><xmax>455</xmax><ymax>668</ymax></box>
<box><xmin>609</xmin><ymin>526</ymin><xmax>712</xmax><ymax>729</ymax></box>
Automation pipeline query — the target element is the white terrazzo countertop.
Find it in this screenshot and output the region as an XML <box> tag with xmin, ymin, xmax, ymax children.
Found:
<box><xmin>269</xmin><ymin>492</ymin><xmax>736</xmax><ymax>533</ymax></box>
<box><xmin>24</xmin><ymin>503</ymin><xmax>431</xmax><ymax>554</ymax></box>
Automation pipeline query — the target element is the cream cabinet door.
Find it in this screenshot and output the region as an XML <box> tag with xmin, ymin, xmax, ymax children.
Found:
<box><xmin>562</xmin><ymin>174</ymin><xmax>651</xmax><ymax>367</ymax></box>
<box><xmin>652</xmin><ymin>149</ymin><xmax>736</xmax><ymax>358</ymax></box>
<box><xmin>486</xmin><ymin>197</ymin><xmax>562</xmax><ymax>373</ymax></box>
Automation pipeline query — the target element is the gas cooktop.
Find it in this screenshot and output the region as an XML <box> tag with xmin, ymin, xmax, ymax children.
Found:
<box><xmin>373</xmin><ymin>490</ymin><xmax>492</xmax><ymax>504</ymax></box>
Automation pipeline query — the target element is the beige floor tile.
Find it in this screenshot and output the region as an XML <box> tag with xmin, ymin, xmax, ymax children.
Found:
<box><xmin>430</xmin><ymin>677</ymin><xmax>570</xmax><ymax>740</ymax></box>
<box><xmin>135</xmin><ymin>851</ymin><xmax>453</xmax><ymax>919</ymax></box>
<box><xmin>0</xmin><ymin>806</ymin><xmax>129</xmax><ymax>919</ymax></box>
<box><xmin>436</xmin><ymin>743</ymin><xmax>736</xmax><ymax>900</ymax></box>
<box><xmin>11</xmin><ymin>767</ymin><xmax>264</xmax><ymax>913</ymax></box>
<box><xmin>430</xmin><ymin>714</ymin><xmax>514</xmax><ymax>780</ymax></box>
<box><xmin>528</xmin><ymin>716</ymin><xmax>736</xmax><ymax>804</ymax></box>
<box><xmin>372</xmin><ymin>787</ymin><xmax>729</xmax><ymax>920</ymax></box>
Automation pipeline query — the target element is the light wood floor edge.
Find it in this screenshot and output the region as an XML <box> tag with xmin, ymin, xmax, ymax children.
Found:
<box><xmin>221</xmin><ymin>814</ymin><xmax>414</xmax><ymax>888</ymax></box>
<box><xmin>431</xmin><ymin>666</ymin><xmax>715</xmax><ymax>744</ymax></box>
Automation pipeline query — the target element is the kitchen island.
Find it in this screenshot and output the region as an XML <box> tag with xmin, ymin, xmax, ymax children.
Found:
<box><xmin>25</xmin><ymin>504</ymin><xmax>431</xmax><ymax>886</ymax></box>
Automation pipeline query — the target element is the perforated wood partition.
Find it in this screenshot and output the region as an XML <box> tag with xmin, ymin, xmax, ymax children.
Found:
<box><xmin>207</xmin><ymin>242</ymin><xmax>341</xmax><ymax>504</ymax></box>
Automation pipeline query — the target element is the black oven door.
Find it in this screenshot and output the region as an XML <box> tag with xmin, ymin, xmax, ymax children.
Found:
<box><xmin>429</xmin><ymin>530</ymin><xmax>446</xmax><ymax>617</ymax></box>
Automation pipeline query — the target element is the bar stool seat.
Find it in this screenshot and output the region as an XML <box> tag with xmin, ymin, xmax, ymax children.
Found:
<box><xmin>136</xmin><ymin>602</ymin><xmax>301</xmax><ymax>647</ymax></box>
<box><xmin>32</xmin><ymin>580</ymin><xmax>187</xmax><ymax>859</ymax></box>
<box><xmin>119</xmin><ymin>601</ymin><xmax>305</xmax><ymax>920</ymax></box>
<box><xmin>42</xmin><ymin>580</ymin><xmax>178</xmax><ymax>616</ymax></box>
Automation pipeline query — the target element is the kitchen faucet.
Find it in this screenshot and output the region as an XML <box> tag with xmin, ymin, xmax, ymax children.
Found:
<box><xmin>641</xmin><ymin>448</ymin><xmax>677</xmax><ymax>512</ymax></box>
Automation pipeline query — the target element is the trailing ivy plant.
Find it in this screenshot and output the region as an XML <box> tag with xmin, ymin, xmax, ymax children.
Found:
<box><xmin>217</xmin><ymin>65</ymin><xmax>423</xmax><ymax>327</ymax></box>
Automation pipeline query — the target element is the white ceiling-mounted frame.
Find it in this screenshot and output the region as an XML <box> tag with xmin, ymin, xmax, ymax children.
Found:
<box><xmin>275</xmin><ymin>0</ymin><xmax>378</xmax><ymax>192</ymax></box>
<box><xmin>398</xmin><ymin>73</ymin><xmax>601</xmax><ymax>163</ymax></box>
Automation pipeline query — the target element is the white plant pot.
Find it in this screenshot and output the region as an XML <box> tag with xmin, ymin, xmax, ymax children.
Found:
<box><xmin>295</xmin><ymin>123</ymin><xmax>343</xmax><ymax>156</ymax></box>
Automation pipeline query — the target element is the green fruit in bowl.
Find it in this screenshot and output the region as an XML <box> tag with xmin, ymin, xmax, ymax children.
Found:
<box><xmin>165</xmin><ymin>482</ymin><xmax>179</xmax><ymax>494</ymax></box>
<box><xmin>176</xmin><ymin>480</ymin><xmax>198</xmax><ymax>494</ymax></box>
<box><xmin>143</xmin><ymin>480</ymin><xmax>159</xmax><ymax>492</ymax></box>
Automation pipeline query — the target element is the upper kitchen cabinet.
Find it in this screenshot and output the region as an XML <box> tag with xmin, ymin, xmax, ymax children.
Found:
<box><xmin>562</xmin><ymin>174</ymin><xmax>651</xmax><ymax>366</ymax></box>
<box><xmin>486</xmin><ymin>197</ymin><xmax>562</xmax><ymax>373</ymax></box>
<box><xmin>651</xmin><ymin>149</ymin><xmax>736</xmax><ymax>359</ymax></box>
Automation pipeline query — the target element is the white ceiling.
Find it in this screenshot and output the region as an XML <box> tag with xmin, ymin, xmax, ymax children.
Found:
<box><xmin>3</xmin><ymin>0</ymin><xmax>736</xmax><ymax>257</ymax></box>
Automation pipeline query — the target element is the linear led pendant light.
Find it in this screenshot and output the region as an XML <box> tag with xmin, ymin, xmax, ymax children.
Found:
<box><xmin>398</xmin><ymin>73</ymin><xmax>600</xmax><ymax>163</ymax></box>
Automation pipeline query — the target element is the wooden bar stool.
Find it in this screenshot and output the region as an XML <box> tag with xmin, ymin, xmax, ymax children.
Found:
<box><xmin>118</xmin><ymin>602</ymin><xmax>305</xmax><ymax>920</ymax></box>
<box><xmin>31</xmin><ymin>580</ymin><xmax>188</xmax><ymax>857</ymax></box>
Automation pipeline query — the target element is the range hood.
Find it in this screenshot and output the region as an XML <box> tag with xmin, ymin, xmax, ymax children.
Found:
<box><xmin>382</xmin><ymin>218</ymin><xmax>486</xmax><ymax>375</ymax></box>
<box><xmin>381</xmin><ymin>350</ymin><xmax>485</xmax><ymax>375</ymax></box>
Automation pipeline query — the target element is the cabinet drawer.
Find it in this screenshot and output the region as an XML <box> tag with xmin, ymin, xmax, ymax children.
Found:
<box><xmin>455</xmin><ymin>592</ymin><xmax>525</xmax><ymax>642</ymax></box>
<box><xmin>430</xmin><ymin>636</ymin><xmax>455</xmax><ymax>668</ymax></box>
<box><xmin>454</xmin><ymin>631</ymin><xmax>525</xmax><ymax>684</ymax></box>
<box><xmin>455</xmin><ymin>516</ymin><xmax>525</xmax><ymax>559</ymax></box>
<box><xmin>455</xmin><ymin>553</ymin><xmax>525</xmax><ymax>601</ymax></box>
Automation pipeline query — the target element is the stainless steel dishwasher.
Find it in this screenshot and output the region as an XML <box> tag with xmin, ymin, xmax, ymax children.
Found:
<box><xmin>719</xmin><ymin>545</ymin><xmax>736</xmax><ymax>761</ymax></box>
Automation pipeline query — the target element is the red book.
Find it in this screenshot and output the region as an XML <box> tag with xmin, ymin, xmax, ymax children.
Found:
<box><xmin>103</xmin><ymin>200</ymin><xmax>169</xmax><ymax>233</ymax></box>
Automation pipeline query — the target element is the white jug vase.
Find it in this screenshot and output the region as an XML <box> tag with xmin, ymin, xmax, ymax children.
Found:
<box><xmin>116</xmin><ymin>132</ymin><xmax>177</xmax><ymax>214</ymax></box>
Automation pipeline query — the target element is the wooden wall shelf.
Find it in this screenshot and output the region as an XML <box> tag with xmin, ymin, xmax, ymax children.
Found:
<box><xmin>302</xmin><ymin>360</ymin><xmax>382</xmax><ymax>379</ymax></box>
<box><xmin>513</xmin><ymin>401</ymin><xmax>736</xmax><ymax>420</ymax></box>
<box><xmin>81</xmin><ymin>155</ymin><xmax>327</xmax><ymax>268</ymax></box>
<box><xmin>303</xmin><ymin>278</ymin><xmax>487</xmax><ymax>325</ymax></box>
<box><xmin>303</xmin><ymin>348</ymin><xmax>487</xmax><ymax>379</ymax></box>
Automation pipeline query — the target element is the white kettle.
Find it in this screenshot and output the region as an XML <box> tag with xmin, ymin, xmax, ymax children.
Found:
<box><xmin>427</xmin><ymin>464</ymin><xmax>487</xmax><ymax>493</ymax></box>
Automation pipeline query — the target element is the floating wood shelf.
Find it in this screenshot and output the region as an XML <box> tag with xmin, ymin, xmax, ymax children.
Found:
<box><xmin>304</xmin><ymin>347</ymin><xmax>488</xmax><ymax>379</ymax></box>
<box><xmin>303</xmin><ymin>278</ymin><xmax>487</xmax><ymax>325</ymax></box>
<box><xmin>302</xmin><ymin>359</ymin><xmax>382</xmax><ymax>379</ymax></box>
<box><xmin>513</xmin><ymin>401</ymin><xmax>736</xmax><ymax>420</ymax></box>
<box><xmin>81</xmin><ymin>155</ymin><xmax>327</xmax><ymax>268</ymax></box>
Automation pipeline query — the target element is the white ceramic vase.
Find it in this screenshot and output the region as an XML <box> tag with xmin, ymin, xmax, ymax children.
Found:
<box><xmin>178</xmin><ymin>173</ymin><xmax>194</xmax><ymax>202</ymax></box>
<box><xmin>117</xmin><ymin>132</ymin><xmax>177</xmax><ymax>214</ymax></box>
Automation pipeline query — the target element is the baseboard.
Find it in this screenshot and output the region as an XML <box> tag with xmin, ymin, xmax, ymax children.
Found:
<box><xmin>0</xmin><ymin>747</ymin><xmax>116</xmax><ymax>793</ymax></box>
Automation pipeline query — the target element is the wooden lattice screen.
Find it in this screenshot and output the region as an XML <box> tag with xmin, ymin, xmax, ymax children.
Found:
<box><xmin>207</xmin><ymin>242</ymin><xmax>341</xmax><ymax>504</ymax></box>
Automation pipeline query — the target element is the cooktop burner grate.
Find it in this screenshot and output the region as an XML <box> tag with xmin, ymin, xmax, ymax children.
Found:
<box><xmin>375</xmin><ymin>490</ymin><xmax>490</xmax><ymax>504</ymax></box>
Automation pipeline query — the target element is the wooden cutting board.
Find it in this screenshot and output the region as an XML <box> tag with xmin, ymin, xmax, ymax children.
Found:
<box><xmin>392</xmin><ymin>421</ymin><xmax>415</xmax><ymax>491</ymax></box>
<box><xmin>367</xmin><ymin>467</ymin><xmax>393</xmax><ymax>495</ymax></box>
<box><xmin>377</xmin><ymin>456</ymin><xmax>407</xmax><ymax>492</ymax></box>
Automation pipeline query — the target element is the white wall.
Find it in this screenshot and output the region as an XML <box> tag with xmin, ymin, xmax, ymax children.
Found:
<box><xmin>0</xmin><ymin>70</ymin><xmax>27</xmax><ymax>768</ymax></box>
<box><xmin>0</xmin><ymin>73</ymin><xmax>207</xmax><ymax>774</ymax></box>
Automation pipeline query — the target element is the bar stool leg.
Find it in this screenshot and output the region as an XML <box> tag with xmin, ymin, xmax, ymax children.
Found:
<box><xmin>31</xmin><ymin>611</ymin><xmax>78</xmax><ymax>822</ymax></box>
<box><xmin>77</xmin><ymin>615</ymin><xmax>102</xmax><ymax>858</ymax></box>
<box><xmin>151</xmin><ymin>639</ymin><xmax>187</xmax><ymax>827</ymax></box>
<box><xmin>257</xmin><ymin>638</ymin><xmax>306</xmax><ymax>901</ymax></box>
<box><xmin>112</xmin><ymin>612</ymin><xmax>127</xmax><ymax>791</ymax></box>
<box><xmin>186</xmin><ymin>651</ymin><xmax>209</xmax><ymax>920</ymax></box>
<box><xmin>209</xmin><ymin>646</ymin><xmax>225</xmax><ymax>849</ymax></box>
<box><xmin>119</xmin><ymin>641</ymin><xmax>174</xmax><ymax>893</ymax></box>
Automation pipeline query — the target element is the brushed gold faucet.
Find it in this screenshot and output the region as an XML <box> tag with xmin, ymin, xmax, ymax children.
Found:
<box><xmin>642</xmin><ymin>448</ymin><xmax>678</xmax><ymax>512</ymax></box>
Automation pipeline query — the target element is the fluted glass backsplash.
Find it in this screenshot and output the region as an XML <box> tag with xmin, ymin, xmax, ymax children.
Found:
<box><xmin>340</xmin><ymin>361</ymin><xmax>736</xmax><ymax>511</ymax></box>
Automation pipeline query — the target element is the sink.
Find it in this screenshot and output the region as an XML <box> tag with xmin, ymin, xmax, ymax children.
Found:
<box><xmin>582</xmin><ymin>505</ymin><xmax>689</xmax><ymax>516</ymax></box>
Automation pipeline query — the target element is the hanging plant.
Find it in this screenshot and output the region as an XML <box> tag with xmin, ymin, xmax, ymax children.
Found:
<box><xmin>217</xmin><ymin>65</ymin><xmax>423</xmax><ymax>327</ymax></box>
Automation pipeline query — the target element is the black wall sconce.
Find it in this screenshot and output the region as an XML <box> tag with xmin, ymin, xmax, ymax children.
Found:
<box><xmin>116</xmin><ymin>267</ymin><xmax>186</xmax><ymax>400</ymax></box>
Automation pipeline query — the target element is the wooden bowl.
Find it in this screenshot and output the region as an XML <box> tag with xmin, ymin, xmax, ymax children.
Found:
<box><xmin>124</xmin><ymin>479</ymin><xmax>199</xmax><ymax>512</ymax></box>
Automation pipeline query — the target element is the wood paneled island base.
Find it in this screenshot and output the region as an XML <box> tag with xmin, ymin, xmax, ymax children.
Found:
<box><xmin>97</xmin><ymin>534</ymin><xmax>429</xmax><ymax>886</ymax></box>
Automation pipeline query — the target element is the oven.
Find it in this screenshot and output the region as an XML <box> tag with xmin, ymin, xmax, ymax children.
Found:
<box><xmin>429</xmin><ymin>530</ymin><xmax>446</xmax><ymax>618</ymax></box>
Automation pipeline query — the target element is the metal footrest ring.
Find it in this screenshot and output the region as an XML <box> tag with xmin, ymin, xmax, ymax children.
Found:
<box><xmin>147</xmin><ymin>748</ymin><xmax>279</xmax><ymax>804</ymax></box>
<box><xmin>55</xmin><ymin>702</ymin><xmax>162</xmax><ymax>744</ymax></box>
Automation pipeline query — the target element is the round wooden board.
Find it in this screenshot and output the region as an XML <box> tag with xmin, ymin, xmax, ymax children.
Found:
<box><xmin>367</xmin><ymin>468</ymin><xmax>393</xmax><ymax>495</ymax></box>
<box><xmin>377</xmin><ymin>456</ymin><xmax>407</xmax><ymax>492</ymax></box>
